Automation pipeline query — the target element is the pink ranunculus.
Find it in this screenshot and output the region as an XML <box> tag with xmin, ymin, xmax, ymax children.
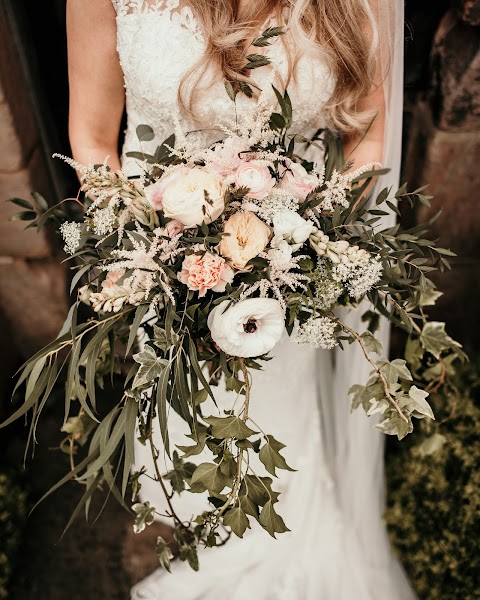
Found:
<box><xmin>280</xmin><ymin>161</ymin><xmax>319</xmax><ymax>201</ymax></box>
<box><xmin>235</xmin><ymin>162</ymin><xmax>276</xmax><ymax>200</ymax></box>
<box><xmin>177</xmin><ymin>252</ymin><xmax>234</xmax><ymax>298</ymax></box>
<box><xmin>163</xmin><ymin>219</ymin><xmax>185</xmax><ymax>238</ymax></box>
<box><xmin>145</xmin><ymin>167</ymin><xmax>190</xmax><ymax>211</ymax></box>
<box><xmin>209</xmin><ymin>137</ymin><xmax>249</xmax><ymax>178</ymax></box>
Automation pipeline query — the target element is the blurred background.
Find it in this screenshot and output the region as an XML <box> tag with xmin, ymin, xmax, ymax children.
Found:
<box><xmin>0</xmin><ymin>1</ymin><xmax>478</xmax><ymax>599</ymax></box>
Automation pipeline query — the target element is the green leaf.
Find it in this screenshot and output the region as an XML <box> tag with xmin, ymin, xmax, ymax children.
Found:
<box><xmin>360</xmin><ymin>331</ymin><xmax>383</xmax><ymax>355</ymax></box>
<box><xmin>408</xmin><ymin>386</ymin><xmax>434</xmax><ymax>420</ymax></box>
<box><xmin>204</xmin><ymin>415</ymin><xmax>256</xmax><ymax>440</ymax></box>
<box><xmin>126</xmin><ymin>304</ymin><xmax>149</xmax><ymax>357</ymax></box>
<box><xmin>420</xmin><ymin>321</ymin><xmax>461</xmax><ymax>359</ymax></box>
<box><xmin>156</xmin><ymin>536</ymin><xmax>174</xmax><ymax>572</ymax></box>
<box><xmin>258</xmin><ymin>435</ymin><xmax>295</xmax><ymax>477</ymax></box>
<box><xmin>178</xmin><ymin>544</ymin><xmax>199</xmax><ymax>571</ymax></box>
<box><xmin>259</xmin><ymin>500</ymin><xmax>290</xmax><ymax>537</ymax></box>
<box><xmin>223</xmin><ymin>506</ymin><xmax>250</xmax><ymax>538</ymax></box>
<box><xmin>153</xmin><ymin>325</ymin><xmax>178</xmax><ymax>353</ymax></box>
<box><xmin>242</xmin><ymin>474</ymin><xmax>273</xmax><ymax>507</ymax></box>
<box><xmin>377</xmin><ymin>359</ymin><xmax>413</xmax><ymax>385</ymax></box>
<box><xmin>132</xmin><ymin>501</ymin><xmax>155</xmax><ymax>533</ymax></box>
<box><xmin>136</xmin><ymin>124</ymin><xmax>155</xmax><ymax>143</ymax></box>
<box><xmin>132</xmin><ymin>345</ymin><xmax>169</xmax><ymax>389</ymax></box>
<box><xmin>9</xmin><ymin>197</ymin><xmax>34</xmax><ymax>210</ymax></box>
<box><xmin>190</xmin><ymin>462</ymin><xmax>229</xmax><ymax>494</ymax></box>
<box><xmin>157</xmin><ymin>362</ymin><xmax>171</xmax><ymax>457</ymax></box>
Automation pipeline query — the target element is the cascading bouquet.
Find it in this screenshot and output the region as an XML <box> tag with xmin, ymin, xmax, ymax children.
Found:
<box><xmin>3</xmin><ymin>86</ymin><xmax>464</xmax><ymax>572</ymax></box>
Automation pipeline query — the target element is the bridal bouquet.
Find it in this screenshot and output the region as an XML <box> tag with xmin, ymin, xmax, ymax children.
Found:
<box><xmin>3</xmin><ymin>86</ymin><xmax>463</xmax><ymax>572</ymax></box>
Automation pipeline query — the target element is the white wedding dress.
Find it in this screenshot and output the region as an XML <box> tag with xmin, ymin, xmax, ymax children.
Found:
<box><xmin>111</xmin><ymin>1</ymin><xmax>416</xmax><ymax>598</ymax></box>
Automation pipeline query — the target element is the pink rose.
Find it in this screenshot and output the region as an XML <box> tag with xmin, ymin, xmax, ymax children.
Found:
<box><xmin>163</xmin><ymin>219</ymin><xmax>185</xmax><ymax>238</ymax></box>
<box><xmin>178</xmin><ymin>252</ymin><xmax>234</xmax><ymax>298</ymax></box>
<box><xmin>102</xmin><ymin>269</ymin><xmax>125</xmax><ymax>289</ymax></box>
<box><xmin>280</xmin><ymin>161</ymin><xmax>318</xmax><ymax>201</ymax></box>
<box><xmin>235</xmin><ymin>162</ymin><xmax>276</xmax><ymax>200</ymax></box>
<box><xmin>209</xmin><ymin>138</ymin><xmax>249</xmax><ymax>178</ymax></box>
<box><xmin>145</xmin><ymin>167</ymin><xmax>190</xmax><ymax>211</ymax></box>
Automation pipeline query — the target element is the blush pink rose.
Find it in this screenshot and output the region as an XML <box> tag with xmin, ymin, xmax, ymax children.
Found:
<box><xmin>235</xmin><ymin>162</ymin><xmax>276</xmax><ymax>200</ymax></box>
<box><xmin>178</xmin><ymin>253</ymin><xmax>234</xmax><ymax>298</ymax></box>
<box><xmin>145</xmin><ymin>167</ymin><xmax>190</xmax><ymax>211</ymax></box>
<box><xmin>280</xmin><ymin>161</ymin><xmax>319</xmax><ymax>201</ymax></box>
<box><xmin>163</xmin><ymin>219</ymin><xmax>185</xmax><ymax>238</ymax></box>
<box><xmin>209</xmin><ymin>138</ymin><xmax>249</xmax><ymax>178</ymax></box>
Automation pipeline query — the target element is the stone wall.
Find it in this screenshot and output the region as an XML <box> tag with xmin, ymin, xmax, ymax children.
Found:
<box><xmin>0</xmin><ymin>5</ymin><xmax>67</xmax><ymax>413</ymax></box>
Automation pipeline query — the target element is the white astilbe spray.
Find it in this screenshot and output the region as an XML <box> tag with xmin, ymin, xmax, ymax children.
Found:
<box><xmin>243</xmin><ymin>189</ymin><xmax>299</xmax><ymax>223</ymax></box>
<box><xmin>60</xmin><ymin>222</ymin><xmax>82</xmax><ymax>255</ymax></box>
<box><xmin>316</xmin><ymin>163</ymin><xmax>382</xmax><ymax>212</ymax></box>
<box><xmin>332</xmin><ymin>245</ymin><xmax>383</xmax><ymax>300</ymax></box>
<box><xmin>295</xmin><ymin>316</ymin><xmax>338</xmax><ymax>350</ymax></box>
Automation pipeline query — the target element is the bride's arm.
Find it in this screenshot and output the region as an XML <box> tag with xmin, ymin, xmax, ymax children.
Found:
<box><xmin>343</xmin><ymin>82</ymin><xmax>386</xmax><ymax>170</ymax></box>
<box><xmin>67</xmin><ymin>0</ymin><xmax>125</xmax><ymax>170</ymax></box>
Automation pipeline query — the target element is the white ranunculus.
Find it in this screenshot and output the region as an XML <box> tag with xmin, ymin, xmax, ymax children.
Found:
<box><xmin>268</xmin><ymin>237</ymin><xmax>293</xmax><ymax>269</ymax></box>
<box><xmin>272</xmin><ymin>209</ymin><xmax>315</xmax><ymax>251</ymax></box>
<box><xmin>161</xmin><ymin>167</ymin><xmax>225</xmax><ymax>228</ymax></box>
<box><xmin>207</xmin><ymin>298</ymin><xmax>285</xmax><ymax>358</ymax></box>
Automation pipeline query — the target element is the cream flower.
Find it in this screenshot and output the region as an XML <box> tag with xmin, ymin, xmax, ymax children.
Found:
<box><xmin>161</xmin><ymin>167</ymin><xmax>225</xmax><ymax>228</ymax></box>
<box><xmin>280</xmin><ymin>161</ymin><xmax>318</xmax><ymax>201</ymax></box>
<box><xmin>235</xmin><ymin>162</ymin><xmax>276</xmax><ymax>199</ymax></box>
<box><xmin>145</xmin><ymin>167</ymin><xmax>190</xmax><ymax>211</ymax></box>
<box><xmin>177</xmin><ymin>252</ymin><xmax>234</xmax><ymax>298</ymax></box>
<box><xmin>272</xmin><ymin>209</ymin><xmax>314</xmax><ymax>251</ymax></box>
<box><xmin>218</xmin><ymin>212</ymin><xmax>271</xmax><ymax>270</ymax></box>
<box><xmin>208</xmin><ymin>298</ymin><xmax>285</xmax><ymax>358</ymax></box>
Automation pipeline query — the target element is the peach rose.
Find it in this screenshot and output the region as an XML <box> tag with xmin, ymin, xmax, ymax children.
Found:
<box><xmin>280</xmin><ymin>161</ymin><xmax>318</xmax><ymax>201</ymax></box>
<box><xmin>177</xmin><ymin>252</ymin><xmax>234</xmax><ymax>298</ymax></box>
<box><xmin>234</xmin><ymin>162</ymin><xmax>276</xmax><ymax>199</ymax></box>
<box><xmin>218</xmin><ymin>212</ymin><xmax>271</xmax><ymax>270</ymax></box>
<box><xmin>145</xmin><ymin>167</ymin><xmax>190</xmax><ymax>211</ymax></box>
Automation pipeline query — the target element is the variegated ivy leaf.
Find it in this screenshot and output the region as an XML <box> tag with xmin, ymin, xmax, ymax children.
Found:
<box><xmin>420</xmin><ymin>321</ymin><xmax>461</xmax><ymax>359</ymax></box>
<box><xmin>376</xmin><ymin>412</ymin><xmax>414</xmax><ymax>440</ymax></box>
<box><xmin>153</xmin><ymin>324</ymin><xmax>179</xmax><ymax>353</ymax></box>
<box><xmin>377</xmin><ymin>359</ymin><xmax>413</xmax><ymax>385</ymax></box>
<box><xmin>349</xmin><ymin>381</ymin><xmax>384</xmax><ymax>412</ymax></box>
<box><xmin>132</xmin><ymin>345</ymin><xmax>169</xmax><ymax>389</ymax></box>
<box><xmin>223</xmin><ymin>506</ymin><xmax>251</xmax><ymax>538</ymax></box>
<box><xmin>156</xmin><ymin>536</ymin><xmax>174</xmax><ymax>572</ymax></box>
<box><xmin>360</xmin><ymin>331</ymin><xmax>383</xmax><ymax>355</ymax></box>
<box><xmin>407</xmin><ymin>386</ymin><xmax>434</xmax><ymax>420</ymax></box>
<box><xmin>130</xmin><ymin>467</ymin><xmax>146</xmax><ymax>502</ymax></box>
<box><xmin>258</xmin><ymin>435</ymin><xmax>295</xmax><ymax>477</ymax></box>
<box><xmin>132</xmin><ymin>501</ymin><xmax>155</xmax><ymax>533</ymax></box>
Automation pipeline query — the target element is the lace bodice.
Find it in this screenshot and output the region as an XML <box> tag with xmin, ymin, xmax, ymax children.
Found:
<box><xmin>112</xmin><ymin>0</ymin><xmax>335</xmax><ymax>175</ymax></box>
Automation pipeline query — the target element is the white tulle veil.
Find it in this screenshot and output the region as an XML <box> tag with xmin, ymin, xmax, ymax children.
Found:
<box><xmin>317</xmin><ymin>1</ymin><xmax>416</xmax><ymax>597</ymax></box>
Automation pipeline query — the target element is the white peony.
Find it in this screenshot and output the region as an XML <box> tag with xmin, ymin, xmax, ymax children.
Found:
<box><xmin>272</xmin><ymin>209</ymin><xmax>314</xmax><ymax>251</ymax></box>
<box><xmin>161</xmin><ymin>167</ymin><xmax>225</xmax><ymax>228</ymax></box>
<box><xmin>207</xmin><ymin>298</ymin><xmax>285</xmax><ymax>358</ymax></box>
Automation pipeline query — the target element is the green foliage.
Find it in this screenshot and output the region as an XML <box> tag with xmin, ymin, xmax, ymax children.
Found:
<box><xmin>386</xmin><ymin>358</ymin><xmax>480</xmax><ymax>600</ymax></box>
<box><xmin>0</xmin><ymin>470</ymin><xmax>28</xmax><ymax>599</ymax></box>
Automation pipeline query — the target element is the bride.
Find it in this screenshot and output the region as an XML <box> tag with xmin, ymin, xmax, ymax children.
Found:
<box><xmin>67</xmin><ymin>0</ymin><xmax>414</xmax><ymax>598</ymax></box>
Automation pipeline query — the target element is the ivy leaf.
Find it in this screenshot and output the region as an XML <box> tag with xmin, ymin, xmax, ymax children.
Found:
<box><xmin>378</xmin><ymin>359</ymin><xmax>413</xmax><ymax>385</ymax></box>
<box><xmin>177</xmin><ymin>431</ymin><xmax>207</xmax><ymax>459</ymax></box>
<box><xmin>130</xmin><ymin>467</ymin><xmax>146</xmax><ymax>502</ymax></box>
<box><xmin>241</xmin><ymin>474</ymin><xmax>273</xmax><ymax>507</ymax></box>
<box><xmin>153</xmin><ymin>325</ymin><xmax>178</xmax><ymax>353</ymax></box>
<box><xmin>156</xmin><ymin>536</ymin><xmax>174</xmax><ymax>572</ymax></box>
<box><xmin>164</xmin><ymin>451</ymin><xmax>197</xmax><ymax>494</ymax></box>
<box><xmin>132</xmin><ymin>346</ymin><xmax>169</xmax><ymax>389</ymax></box>
<box><xmin>375</xmin><ymin>413</ymin><xmax>414</xmax><ymax>440</ymax></box>
<box><xmin>408</xmin><ymin>386</ymin><xmax>434</xmax><ymax>420</ymax></box>
<box><xmin>360</xmin><ymin>331</ymin><xmax>383</xmax><ymax>355</ymax></box>
<box><xmin>258</xmin><ymin>435</ymin><xmax>295</xmax><ymax>477</ymax></box>
<box><xmin>204</xmin><ymin>415</ymin><xmax>256</xmax><ymax>440</ymax></box>
<box><xmin>223</xmin><ymin>506</ymin><xmax>250</xmax><ymax>538</ymax></box>
<box><xmin>190</xmin><ymin>462</ymin><xmax>229</xmax><ymax>494</ymax></box>
<box><xmin>179</xmin><ymin>545</ymin><xmax>199</xmax><ymax>571</ymax></box>
<box><xmin>420</xmin><ymin>322</ymin><xmax>461</xmax><ymax>359</ymax></box>
<box><xmin>349</xmin><ymin>381</ymin><xmax>384</xmax><ymax>412</ymax></box>
<box><xmin>259</xmin><ymin>500</ymin><xmax>290</xmax><ymax>537</ymax></box>
<box><xmin>132</xmin><ymin>501</ymin><xmax>155</xmax><ymax>533</ymax></box>
<box><xmin>239</xmin><ymin>494</ymin><xmax>259</xmax><ymax>519</ymax></box>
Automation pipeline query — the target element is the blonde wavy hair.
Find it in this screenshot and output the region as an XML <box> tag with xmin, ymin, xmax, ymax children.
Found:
<box><xmin>178</xmin><ymin>0</ymin><xmax>380</xmax><ymax>133</ymax></box>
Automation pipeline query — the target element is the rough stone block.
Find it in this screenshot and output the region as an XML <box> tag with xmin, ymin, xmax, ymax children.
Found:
<box><xmin>0</xmin><ymin>147</ymin><xmax>52</xmax><ymax>259</ymax></box>
<box><xmin>455</xmin><ymin>0</ymin><xmax>480</xmax><ymax>25</ymax></box>
<box><xmin>429</xmin><ymin>10</ymin><xmax>480</xmax><ymax>131</ymax></box>
<box><xmin>0</xmin><ymin>257</ymin><xmax>68</xmax><ymax>356</ymax></box>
